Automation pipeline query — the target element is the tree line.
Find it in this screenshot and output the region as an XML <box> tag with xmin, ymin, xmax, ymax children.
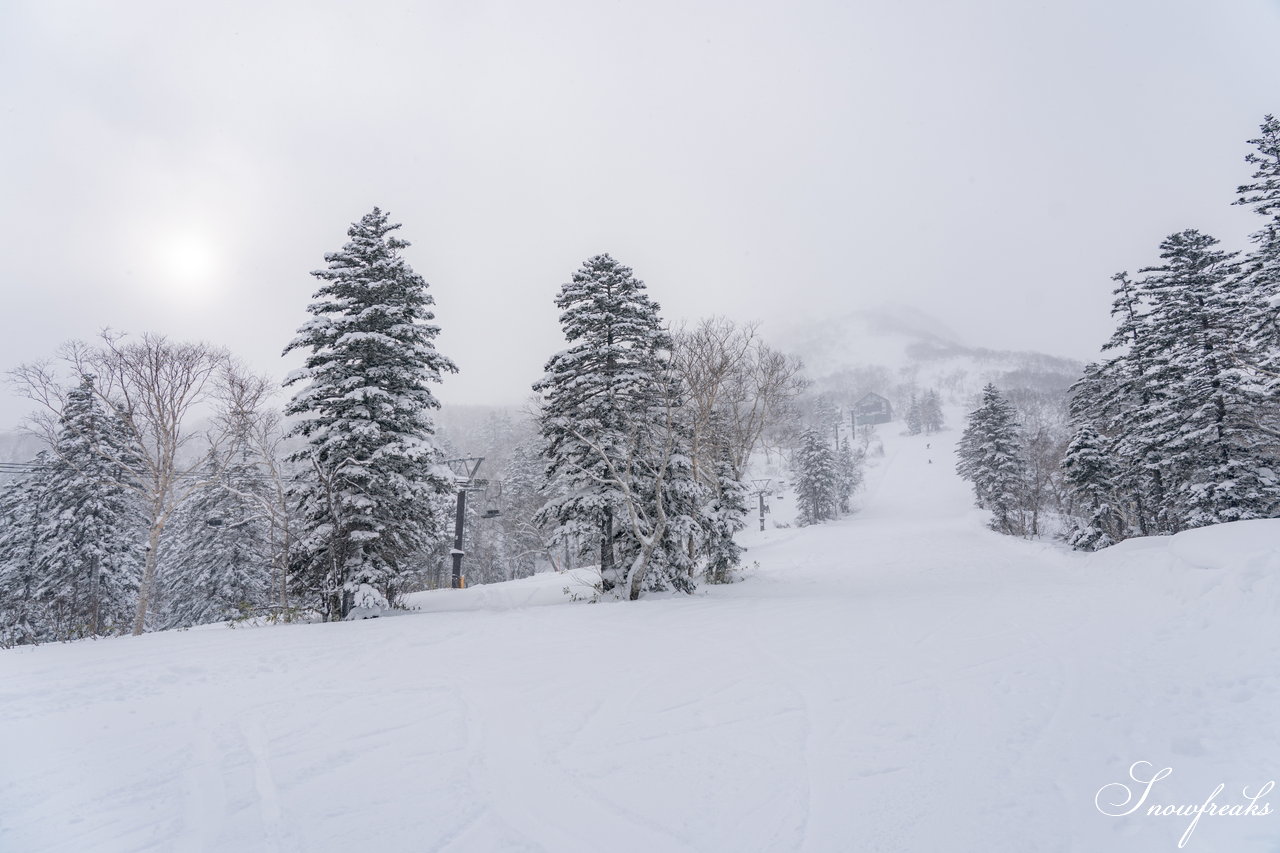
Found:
<box><xmin>0</xmin><ymin>211</ymin><xmax>812</xmax><ymax>644</ymax></box>
<box><xmin>957</xmin><ymin>115</ymin><xmax>1280</xmax><ymax>546</ymax></box>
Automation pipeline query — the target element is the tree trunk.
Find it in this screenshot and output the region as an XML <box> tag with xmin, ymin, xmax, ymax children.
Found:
<box><xmin>623</xmin><ymin>513</ymin><xmax>667</xmax><ymax>601</ymax></box>
<box><xmin>626</xmin><ymin>551</ymin><xmax>650</xmax><ymax>601</ymax></box>
<box><xmin>599</xmin><ymin>509</ymin><xmax>615</xmax><ymax>590</ymax></box>
<box><xmin>131</xmin><ymin>519</ymin><xmax>166</xmax><ymax>636</ymax></box>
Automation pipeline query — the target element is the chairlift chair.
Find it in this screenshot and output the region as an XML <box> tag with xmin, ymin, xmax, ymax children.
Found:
<box><xmin>480</xmin><ymin>479</ymin><xmax>502</xmax><ymax>518</ymax></box>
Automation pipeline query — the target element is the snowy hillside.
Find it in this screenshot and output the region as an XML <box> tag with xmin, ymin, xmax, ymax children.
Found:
<box><xmin>775</xmin><ymin>304</ymin><xmax>1083</xmax><ymax>403</ymax></box>
<box><xmin>3</xmin><ymin>422</ymin><xmax>1279</xmax><ymax>852</ymax></box>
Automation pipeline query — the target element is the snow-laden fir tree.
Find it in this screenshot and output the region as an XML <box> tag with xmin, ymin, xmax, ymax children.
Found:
<box><xmin>702</xmin><ymin>445</ymin><xmax>747</xmax><ymax>584</ymax></box>
<box><xmin>0</xmin><ymin>458</ymin><xmax>51</xmax><ymax>646</ymax></box>
<box><xmin>794</xmin><ymin>426</ymin><xmax>838</xmax><ymax>526</ymax></box>
<box><xmin>1238</xmin><ymin>115</ymin><xmax>1280</xmax><ymax>221</ymax></box>
<box><xmin>1073</xmin><ymin>272</ymin><xmax>1171</xmax><ymax>536</ymax></box>
<box><xmin>533</xmin><ymin>253</ymin><xmax>698</xmax><ymax>596</ymax></box>
<box><xmin>1234</xmin><ymin>116</ymin><xmax>1280</xmax><ymax>390</ymax></box>
<box><xmin>956</xmin><ymin>384</ymin><xmax>1026</xmax><ymax>535</ymax></box>
<box><xmin>34</xmin><ymin>376</ymin><xmax>145</xmax><ymax>640</ymax></box>
<box><xmin>1136</xmin><ymin>230</ymin><xmax>1279</xmax><ymax>526</ymax></box>
<box><xmin>700</xmin><ymin>412</ymin><xmax>748</xmax><ymax>584</ymax></box>
<box><xmin>835</xmin><ymin>436</ymin><xmax>863</xmax><ymax>514</ymax></box>
<box><xmin>283</xmin><ymin>208</ymin><xmax>457</xmax><ymax>619</ymax></box>
<box><xmin>1063</xmin><ymin>117</ymin><xmax>1280</xmax><ymax>545</ymax></box>
<box><xmin>920</xmin><ymin>389</ymin><xmax>945</xmax><ymax>434</ymax></box>
<box><xmin>1062</xmin><ymin>423</ymin><xmax>1126</xmax><ymax>551</ymax></box>
<box><xmin>905</xmin><ymin>394</ymin><xmax>923</xmax><ymax>435</ymax></box>
<box><xmin>158</xmin><ymin>448</ymin><xmax>272</xmax><ymax>628</ymax></box>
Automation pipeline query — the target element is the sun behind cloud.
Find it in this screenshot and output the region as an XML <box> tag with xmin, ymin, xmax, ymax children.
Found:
<box><xmin>151</xmin><ymin>232</ymin><xmax>222</xmax><ymax>307</ymax></box>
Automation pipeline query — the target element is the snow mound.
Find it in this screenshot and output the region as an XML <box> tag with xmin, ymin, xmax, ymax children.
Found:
<box><xmin>403</xmin><ymin>567</ymin><xmax>600</xmax><ymax>613</ymax></box>
<box><xmin>1166</xmin><ymin>518</ymin><xmax>1280</xmax><ymax>572</ymax></box>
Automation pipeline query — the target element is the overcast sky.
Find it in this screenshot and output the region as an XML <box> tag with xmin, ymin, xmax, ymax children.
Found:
<box><xmin>2</xmin><ymin>0</ymin><xmax>1278</xmax><ymax>428</ymax></box>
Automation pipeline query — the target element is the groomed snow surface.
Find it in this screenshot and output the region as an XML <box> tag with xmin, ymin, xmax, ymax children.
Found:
<box><xmin>4</xmin><ymin>423</ymin><xmax>1280</xmax><ymax>852</ymax></box>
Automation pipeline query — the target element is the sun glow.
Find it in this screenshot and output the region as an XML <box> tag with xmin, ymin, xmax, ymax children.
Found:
<box><xmin>151</xmin><ymin>233</ymin><xmax>222</xmax><ymax>307</ymax></box>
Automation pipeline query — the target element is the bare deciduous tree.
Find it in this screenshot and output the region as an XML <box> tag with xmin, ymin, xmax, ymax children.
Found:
<box><xmin>671</xmin><ymin>317</ymin><xmax>808</xmax><ymax>484</ymax></box>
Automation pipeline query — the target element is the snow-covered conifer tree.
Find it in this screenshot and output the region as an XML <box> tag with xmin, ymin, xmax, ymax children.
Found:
<box><xmin>1078</xmin><ymin>272</ymin><xmax>1171</xmax><ymax>535</ymax></box>
<box><xmin>956</xmin><ymin>384</ymin><xmax>1026</xmax><ymax>535</ymax></box>
<box><xmin>34</xmin><ymin>376</ymin><xmax>145</xmax><ymax>639</ymax></box>
<box><xmin>1063</xmin><ymin>424</ymin><xmax>1126</xmax><ymax>551</ymax></box>
<box><xmin>283</xmin><ymin>208</ymin><xmax>457</xmax><ymax>619</ymax></box>
<box><xmin>905</xmin><ymin>394</ymin><xmax>923</xmax><ymax>435</ymax></box>
<box><xmin>533</xmin><ymin>253</ymin><xmax>676</xmax><ymax>593</ymax></box>
<box><xmin>920</xmin><ymin>390</ymin><xmax>945</xmax><ymax>434</ymax></box>
<box><xmin>1137</xmin><ymin>230</ymin><xmax>1279</xmax><ymax>526</ymax></box>
<box><xmin>794</xmin><ymin>426</ymin><xmax>838</xmax><ymax>526</ymax></box>
<box><xmin>835</xmin><ymin>437</ymin><xmax>863</xmax><ymax>514</ymax></box>
<box><xmin>1064</xmin><ymin>121</ymin><xmax>1280</xmax><ymax>539</ymax></box>
<box><xmin>158</xmin><ymin>449</ymin><xmax>272</xmax><ymax>628</ymax></box>
<box><xmin>1234</xmin><ymin>116</ymin><xmax>1280</xmax><ymax>390</ymax></box>
<box><xmin>0</xmin><ymin>459</ymin><xmax>51</xmax><ymax>646</ymax></box>
<box><xmin>702</xmin><ymin>443</ymin><xmax>747</xmax><ymax>584</ymax></box>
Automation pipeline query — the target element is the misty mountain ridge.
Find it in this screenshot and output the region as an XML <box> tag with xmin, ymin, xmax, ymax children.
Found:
<box><xmin>777</xmin><ymin>304</ymin><xmax>1084</xmax><ymax>405</ymax></box>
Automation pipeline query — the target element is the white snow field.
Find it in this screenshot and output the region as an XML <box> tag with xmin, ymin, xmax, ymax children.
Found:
<box><xmin>4</xmin><ymin>425</ymin><xmax>1280</xmax><ymax>852</ymax></box>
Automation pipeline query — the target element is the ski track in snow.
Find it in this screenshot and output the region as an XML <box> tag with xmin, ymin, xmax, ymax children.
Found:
<box><xmin>3</xmin><ymin>413</ymin><xmax>1280</xmax><ymax>851</ymax></box>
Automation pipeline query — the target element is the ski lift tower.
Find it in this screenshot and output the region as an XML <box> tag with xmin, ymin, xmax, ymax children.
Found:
<box><xmin>750</xmin><ymin>478</ymin><xmax>772</xmax><ymax>532</ymax></box>
<box><xmin>444</xmin><ymin>456</ymin><xmax>487</xmax><ymax>589</ymax></box>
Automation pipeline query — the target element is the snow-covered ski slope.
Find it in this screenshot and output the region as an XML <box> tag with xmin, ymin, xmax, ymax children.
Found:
<box><xmin>4</xmin><ymin>425</ymin><xmax>1280</xmax><ymax>852</ymax></box>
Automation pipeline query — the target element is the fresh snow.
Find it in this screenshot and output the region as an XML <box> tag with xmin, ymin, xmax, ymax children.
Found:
<box><xmin>3</xmin><ymin>421</ymin><xmax>1279</xmax><ymax>851</ymax></box>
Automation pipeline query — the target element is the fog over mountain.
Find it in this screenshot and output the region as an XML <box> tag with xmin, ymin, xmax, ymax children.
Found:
<box><xmin>777</xmin><ymin>304</ymin><xmax>1084</xmax><ymax>406</ymax></box>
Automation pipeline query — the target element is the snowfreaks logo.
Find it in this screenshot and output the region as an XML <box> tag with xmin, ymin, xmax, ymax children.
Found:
<box><xmin>1095</xmin><ymin>761</ymin><xmax>1274</xmax><ymax>848</ymax></box>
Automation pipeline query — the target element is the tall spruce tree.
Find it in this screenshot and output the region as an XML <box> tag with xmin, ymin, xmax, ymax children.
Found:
<box><xmin>905</xmin><ymin>394</ymin><xmax>923</xmax><ymax>435</ymax></box>
<box><xmin>283</xmin><ymin>208</ymin><xmax>457</xmax><ymax>619</ymax></box>
<box><xmin>0</xmin><ymin>458</ymin><xmax>51</xmax><ymax>646</ymax></box>
<box><xmin>35</xmin><ymin>376</ymin><xmax>144</xmax><ymax>639</ymax></box>
<box><xmin>1235</xmin><ymin>116</ymin><xmax>1280</xmax><ymax>386</ymax></box>
<box><xmin>920</xmin><ymin>390</ymin><xmax>945</xmax><ymax>434</ymax></box>
<box><xmin>1088</xmin><ymin>271</ymin><xmax>1171</xmax><ymax>536</ymax></box>
<box><xmin>702</xmin><ymin>442</ymin><xmax>747</xmax><ymax>584</ymax></box>
<box><xmin>835</xmin><ymin>436</ymin><xmax>863</xmax><ymax>514</ymax></box>
<box><xmin>794</xmin><ymin>426</ymin><xmax>838</xmax><ymax>526</ymax></box>
<box><xmin>956</xmin><ymin>384</ymin><xmax>1026</xmax><ymax>535</ymax></box>
<box><xmin>1137</xmin><ymin>230</ymin><xmax>1280</xmax><ymax>526</ymax></box>
<box><xmin>1063</xmin><ymin>116</ymin><xmax>1280</xmax><ymax>545</ymax></box>
<box><xmin>533</xmin><ymin>253</ymin><xmax>673</xmax><ymax>592</ymax></box>
<box><xmin>1063</xmin><ymin>423</ymin><xmax>1126</xmax><ymax>551</ymax></box>
<box><xmin>1236</xmin><ymin>115</ymin><xmax>1280</xmax><ymax>250</ymax></box>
